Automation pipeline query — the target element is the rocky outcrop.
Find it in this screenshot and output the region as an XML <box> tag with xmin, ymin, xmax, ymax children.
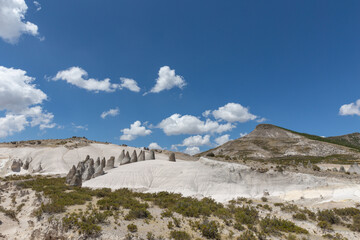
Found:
<box><xmin>105</xmin><ymin>156</ymin><xmax>115</xmax><ymax>170</ymax></box>
<box><xmin>348</xmin><ymin>163</ymin><xmax>360</xmax><ymax>174</ymax></box>
<box><xmin>101</xmin><ymin>157</ymin><xmax>106</xmax><ymax>168</ymax></box>
<box><xmin>95</xmin><ymin>157</ymin><xmax>100</xmax><ymax>169</ymax></box>
<box><xmin>92</xmin><ymin>164</ymin><xmax>105</xmax><ymax>178</ymax></box>
<box><xmin>138</xmin><ymin>150</ymin><xmax>145</xmax><ymax>161</ymax></box>
<box><xmin>339</xmin><ymin>166</ymin><xmax>346</xmax><ymax>172</ymax></box>
<box><xmin>23</xmin><ymin>157</ymin><xmax>32</xmax><ymax>170</ymax></box>
<box><xmin>146</xmin><ymin>150</ymin><xmax>155</xmax><ymax>160</ymax></box>
<box><xmin>69</xmin><ymin>170</ymin><xmax>82</xmax><ymax>187</ymax></box>
<box><xmin>11</xmin><ymin>160</ymin><xmax>22</xmax><ymax>172</ymax></box>
<box><xmin>169</xmin><ymin>153</ymin><xmax>176</xmax><ymax>162</ymax></box>
<box><xmin>82</xmin><ymin>158</ymin><xmax>95</xmax><ymax>181</ymax></box>
<box><xmin>121</xmin><ymin>151</ymin><xmax>131</xmax><ymax>165</ymax></box>
<box><xmin>32</xmin><ymin>163</ymin><xmax>43</xmax><ymax>173</ymax></box>
<box><xmin>116</xmin><ymin>150</ymin><xmax>125</xmax><ymax>165</ymax></box>
<box><xmin>66</xmin><ymin>165</ymin><xmax>76</xmax><ymax>184</ymax></box>
<box><xmin>130</xmin><ymin>150</ymin><xmax>137</xmax><ymax>163</ymax></box>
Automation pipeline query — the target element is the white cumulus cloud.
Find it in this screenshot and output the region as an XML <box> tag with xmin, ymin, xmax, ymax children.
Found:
<box><xmin>180</xmin><ymin>135</ymin><xmax>211</xmax><ymax>147</ymax></box>
<box><xmin>101</xmin><ymin>108</ymin><xmax>119</xmax><ymax>119</ymax></box>
<box><xmin>0</xmin><ymin>66</ymin><xmax>47</xmax><ymax>112</ymax></box>
<box><xmin>212</xmin><ymin>103</ymin><xmax>257</xmax><ymax>123</ymax></box>
<box><xmin>0</xmin><ymin>66</ymin><xmax>55</xmax><ymax>138</ymax></box>
<box><xmin>120</xmin><ymin>78</ymin><xmax>140</xmax><ymax>92</ymax></box>
<box><xmin>184</xmin><ymin>146</ymin><xmax>200</xmax><ymax>155</ymax></box>
<box><xmin>148</xmin><ymin>66</ymin><xmax>186</xmax><ymax>94</ymax></box>
<box><xmin>0</xmin><ymin>0</ymin><xmax>39</xmax><ymax>43</ymax></box>
<box><xmin>339</xmin><ymin>100</ymin><xmax>360</xmax><ymax>116</ymax></box>
<box><xmin>215</xmin><ymin>134</ymin><xmax>231</xmax><ymax>146</ymax></box>
<box><xmin>148</xmin><ymin>142</ymin><xmax>162</xmax><ymax>150</ymax></box>
<box><xmin>239</xmin><ymin>132</ymin><xmax>248</xmax><ymax>137</ymax></box>
<box><xmin>52</xmin><ymin>67</ymin><xmax>120</xmax><ymax>93</ymax></box>
<box><xmin>158</xmin><ymin>114</ymin><xmax>235</xmax><ymax>136</ymax></box>
<box><xmin>120</xmin><ymin>121</ymin><xmax>152</xmax><ymax>141</ymax></box>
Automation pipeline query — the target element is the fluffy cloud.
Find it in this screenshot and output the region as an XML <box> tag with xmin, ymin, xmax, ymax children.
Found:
<box><xmin>158</xmin><ymin>114</ymin><xmax>234</xmax><ymax>136</ymax></box>
<box><xmin>119</xmin><ymin>78</ymin><xmax>140</xmax><ymax>92</ymax></box>
<box><xmin>120</xmin><ymin>121</ymin><xmax>152</xmax><ymax>141</ymax></box>
<box><xmin>22</xmin><ymin>106</ymin><xmax>55</xmax><ymax>130</ymax></box>
<box><xmin>215</xmin><ymin>134</ymin><xmax>231</xmax><ymax>146</ymax></box>
<box><xmin>184</xmin><ymin>146</ymin><xmax>200</xmax><ymax>155</ymax></box>
<box><xmin>212</xmin><ymin>103</ymin><xmax>257</xmax><ymax>123</ymax></box>
<box><xmin>180</xmin><ymin>135</ymin><xmax>211</xmax><ymax>147</ymax></box>
<box><xmin>101</xmin><ymin>108</ymin><xmax>119</xmax><ymax>119</ymax></box>
<box><xmin>239</xmin><ymin>132</ymin><xmax>248</xmax><ymax>137</ymax></box>
<box><xmin>149</xmin><ymin>66</ymin><xmax>186</xmax><ymax>93</ymax></box>
<box><xmin>0</xmin><ymin>66</ymin><xmax>55</xmax><ymax>138</ymax></box>
<box><xmin>148</xmin><ymin>142</ymin><xmax>162</xmax><ymax>150</ymax></box>
<box><xmin>0</xmin><ymin>66</ymin><xmax>47</xmax><ymax>112</ymax></box>
<box><xmin>0</xmin><ymin>114</ymin><xmax>27</xmax><ymax>138</ymax></box>
<box><xmin>0</xmin><ymin>0</ymin><xmax>39</xmax><ymax>43</ymax></box>
<box><xmin>339</xmin><ymin>100</ymin><xmax>360</xmax><ymax>116</ymax></box>
<box><xmin>52</xmin><ymin>67</ymin><xmax>121</xmax><ymax>93</ymax></box>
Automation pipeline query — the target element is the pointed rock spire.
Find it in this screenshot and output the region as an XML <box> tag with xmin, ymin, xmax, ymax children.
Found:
<box><xmin>66</xmin><ymin>165</ymin><xmax>77</xmax><ymax>184</ymax></box>
<box><xmin>121</xmin><ymin>151</ymin><xmax>131</xmax><ymax>165</ymax></box>
<box><xmin>130</xmin><ymin>150</ymin><xmax>138</xmax><ymax>163</ymax></box>
<box><xmin>69</xmin><ymin>170</ymin><xmax>82</xmax><ymax>187</ymax></box>
<box><xmin>101</xmin><ymin>157</ymin><xmax>106</xmax><ymax>168</ymax></box>
<box><xmin>95</xmin><ymin>157</ymin><xmax>100</xmax><ymax>168</ymax></box>
<box><xmin>169</xmin><ymin>153</ymin><xmax>176</xmax><ymax>162</ymax></box>
<box><xmin>138</xmin><ymin>150</ymin><xmax>145</xmax><ymax>161</ymax></box>
<box><xmin>105</xmin><ymin>156</ymin><xmax>115</xmax><ymax>170</ymax></box>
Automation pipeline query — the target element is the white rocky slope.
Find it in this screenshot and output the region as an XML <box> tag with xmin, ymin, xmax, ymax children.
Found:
<box><xmin>83</xmin><ymin>157</ymin><xmax>360</xmax><ymax>204</ymax></box>
<box><xmin>0</xmin><ymin>143</ymin><xmax>169</xmax><ymax>177</ymax></box>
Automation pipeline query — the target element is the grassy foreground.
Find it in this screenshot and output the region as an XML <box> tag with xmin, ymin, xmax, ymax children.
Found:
<box><xmin>2</xmin><ymin>175</ymin><xmax>359</xmax><ymax>239</ymax></box>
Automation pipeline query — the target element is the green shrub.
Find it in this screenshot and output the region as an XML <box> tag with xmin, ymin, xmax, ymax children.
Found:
<box><xmin>292</xmin><ymin>213</ymin><xmax>307</xmax><ymax>221</ymax></box>
<box><xmin>351</xmin><ymin>214</ymin><xmax>360</xmax><ymax>232</ymax></box>
<box><xmin>169</xmin><ymin>230</ymin><xmax>191</xmax><ymax>240</ymax></box>
<box><xmin>198</xmin><ymin>220</ymin><xmax>221</xmax><ymax>239</ymax></box>
<box><xmin>161</xmin><ymin>209</ymin><xmax>173</xmax><ymax>218</ymax></box>
<box><xmin>317</xmin><ymin>221</ymin><xmax>333</xmax><ymax>231</ymax></box>
<box><xmin>124</xmin><ymin>207</ymin><xmax>152</xmax><ymax>220</ymax></box>
<box><xmin>261</xmin><ymin>197</ymin><xmax>268</xmax><ymax>202</ymax></box>
<box><xmin>233</xmin><ymin>206</ymin><xmax>259</xmax><ymax>225</ymax></box>
<box><xmin>317</xmin><ymin>210</ymin><xmax>340</xmax><ymax>225</ymax></box>
<box><xmin>167</xmin><ymin>221</ymin><xmax>174</xmax><ymax>229</ymax></box>
<box><xmin>0</xmin><ymin>206</ymin><xmax>18</xmax><ymax>222</ymax></box>
<box><xmin>260</xmin><ymin>216</ymin><xmax>308</xmax><ymax>235</ymax></box>
<box><xmin>147</xmin><ymin>232</ymin><xmax>155</xmax><ymax>240</ymax></box>
<box><xmin>237</xmin><ymin>230</ymin><xmax>257</xmax><ymax>240</ymax></box>
<box><xmin>127</xmin><ymin>223</ymin><xmax>138</xmax><ymax>232</ymax></box>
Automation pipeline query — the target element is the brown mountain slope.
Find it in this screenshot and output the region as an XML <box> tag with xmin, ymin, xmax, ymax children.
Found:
<box><xmin>198</xmin><ymin>124</ymin><xmax>360</xmax><ymax>161</ymax></box>
<box><xmin>326</xmin><ymin>133</ymin><xmax>360</xmax><ymax>150</ymax></box>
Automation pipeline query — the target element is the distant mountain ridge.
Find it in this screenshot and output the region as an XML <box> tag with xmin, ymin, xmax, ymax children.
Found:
<box><xmin>198</xmin><ymin>124</ymin><xmax>360</xmax><ymax>161</ymax></box>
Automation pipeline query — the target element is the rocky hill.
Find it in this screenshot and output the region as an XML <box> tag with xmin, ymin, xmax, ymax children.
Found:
<box><xmin>326</xmin><ymin>132</ymin><xmax>360</xmax><ymax>150</ymax></box>
<box><xmin>198</xmin><ymin>124</ymin><xmax>360</xmax><ymax>162</ymax></box>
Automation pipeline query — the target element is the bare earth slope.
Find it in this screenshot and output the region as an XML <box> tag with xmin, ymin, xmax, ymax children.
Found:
<box><xmin>198</xmin><ymin>124</ymin><xmax>360</xmax><ymax>161</ymax></box>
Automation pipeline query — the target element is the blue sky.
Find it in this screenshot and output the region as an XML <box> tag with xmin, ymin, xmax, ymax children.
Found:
<box><xmin>1</xmin><ymin>0</ymin><xmax>360</xmax><ymax>154</ymax></box>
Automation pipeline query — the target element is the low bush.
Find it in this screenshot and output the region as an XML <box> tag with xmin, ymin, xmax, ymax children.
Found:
<box><xmin>237</xmin><ymin>230</ymin><xmax>257</xmax><ymax>240</ymax></box>
<box><xmin>317</xmin><ymin>210</ymin><xmax>340</xmax><ymax>225</ymax></box>
<box><xmin>127</xmin><ymin>223</ymin><xmax>138</xmax><ymax>232</ymax></box>
<box><xmin>292</xmin><ymin>213</ymin><xmax>307</xmax><ymax>221</ymax></box>
<box><xmin>169</xmin><ymin>230</ymin><xmax>191</xmax><ymax>240</ymax></box>
<box><xmin>198</xmin><ymin>220</ymin><xmax>221</xmax><ymax>239</ymax></box>
<box><xmin>260</xmin><ymin>216</ymin><xmax>308</xmax><ymax>235</ymax></box>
